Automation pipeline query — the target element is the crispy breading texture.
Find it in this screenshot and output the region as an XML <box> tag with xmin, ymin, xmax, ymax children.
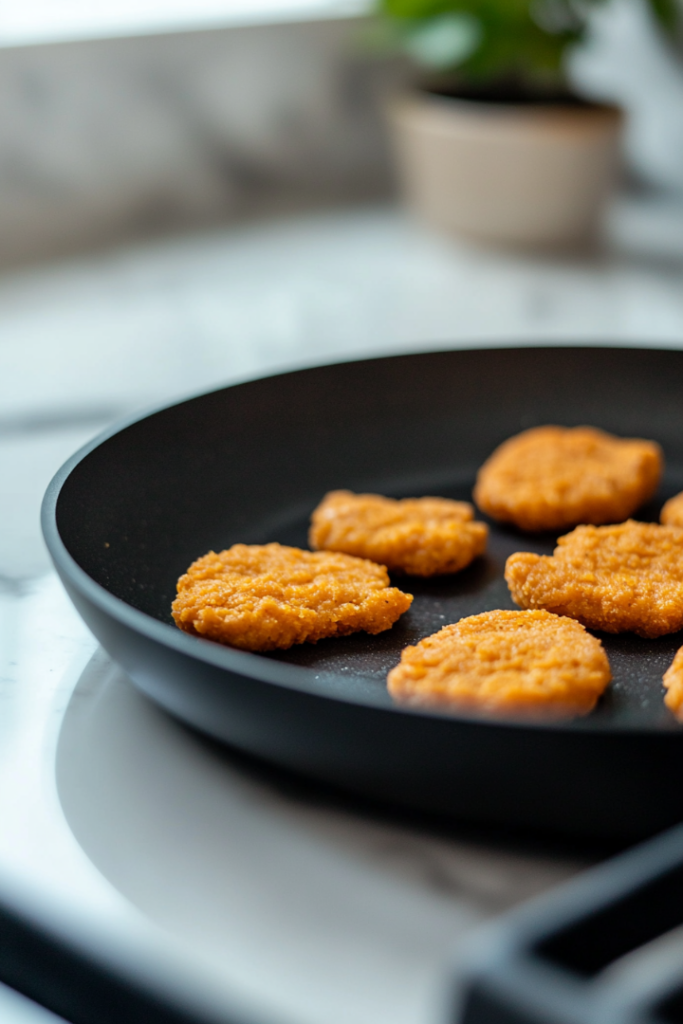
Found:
<box><xmin>661</xmin><ymin>492</ymin><xmax>683</xmax><ymax>528</ymax></box>
<box><xmin>309</xmin><ymin>490</ymin><xmax>488</xmax><ymax>576</ymax></box>
<box><xmin>663</xmin><ymin>647</ymin><xmax>683</xmax><ymax>721</ymax></box>
<box><xmin>387</xmin><ymin>609</ymin><xmax>611</xmax><ymax>719</ymax></box>
<box><xmin>474</xmin><ymin>425</ymin><xmax>663</xmax><ymax>532</ymax></box>
<box><xmin>506</xmin><ymin>521</ymin><xmax>683</xmax><ymax>638</ymax></box>
<box><xmin>172</xmin><ymin>543</ymin><xmax>412</xmax><ymax>651</ymax></box>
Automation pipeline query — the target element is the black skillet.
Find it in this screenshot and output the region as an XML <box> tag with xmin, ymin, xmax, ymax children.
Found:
<box><xmin>42</xmin><ymin>347</ymin><xmax>683</xmax><ymax>845</ymax></box>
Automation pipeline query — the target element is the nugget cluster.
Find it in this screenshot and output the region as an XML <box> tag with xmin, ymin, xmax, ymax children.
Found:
<box><xmin>172</xmin><ymin>543</ymin><xmax>413</xmax><ymax>651</ymax></box>
<box><xmin>387</xmin><ymin>610</ymin><xmax>611</xmax><ymax>719</ymax></box>
<box><xmin>171</xmin><ymin>417</ymin><xmax>680</xmax><ymax>725</ymax></box>
<box><xmin>310</xmin><ymin>490</ymin><xmax>488</xmax><ymax>576</ymax></box>
<box><xmin>661</xmin><ymin>492</ymin><xmax>683</xmax><ymax>528</ymax></box>
<box><xmin>474</xmin><ymin>426</ymin><xmax>662</xmax><ymax>532</ymax></box>
<box><xmin>506</xmin><ymin>521</ymin><xmax>683</xmax><ymax>638</ymax></box>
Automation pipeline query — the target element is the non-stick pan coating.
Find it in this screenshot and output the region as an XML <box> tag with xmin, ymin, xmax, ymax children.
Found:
<box><xmin>43</xmin><ymin>347</ymin><xmax>683</xmax><ymax>843</ymax></box>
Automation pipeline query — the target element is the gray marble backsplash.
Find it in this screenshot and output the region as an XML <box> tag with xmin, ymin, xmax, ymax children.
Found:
<box><xmin>0</xmin><ymin>19</ymin><xmax>405</xmax><ymax>267</ymax></box>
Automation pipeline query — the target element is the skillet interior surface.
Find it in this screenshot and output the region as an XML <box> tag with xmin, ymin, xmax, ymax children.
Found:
<box><xmin>45</xmin><ymin>347</ymin><xmax>683</xmax><ymax>842</ymax></box>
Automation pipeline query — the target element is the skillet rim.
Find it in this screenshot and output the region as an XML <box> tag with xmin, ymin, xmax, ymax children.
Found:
<box><xmin>40</xmin><ymin>343</ymin><xmax>683</xmax><ymax>740</ymax></box>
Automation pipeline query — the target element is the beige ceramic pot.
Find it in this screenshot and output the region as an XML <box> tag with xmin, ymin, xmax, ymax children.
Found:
<box><xmin>388</xmin><ymin>91</ymin><xmax>623</xmax><ymax>249</ymax></box>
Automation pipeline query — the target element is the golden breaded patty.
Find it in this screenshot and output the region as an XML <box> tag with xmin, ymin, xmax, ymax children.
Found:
<box><xmin>663</xmin><ymin>647</ymin><xmax>683</xmax><ymax>721</ymax></box>
<box><xmin>506</xmin><ymin>521</ymin><xmax>683</xmax><ymax>638</ymax></box>
<box><xmin>387</xmin><ymin>609</ymin><xmax>611</xmax><ymax>719</ymax></box>
<box><xmin>661</xmin><ymin>492</ymin><xmax>683</xmax><ymax>528</ymax></box>
<box><xmin>474</xmin><ymin>425</ymin><xmax>662</xmax><ymax>532</ymax></box>
<box><xmin>172</xmin><ymin>543</ymin><xmax>413</xmax><ymax>651</ymax></box>
<box><xmin>309</xmin><ymin>490</ymin><xmax>488</xmax><ymax>576</ymax></box>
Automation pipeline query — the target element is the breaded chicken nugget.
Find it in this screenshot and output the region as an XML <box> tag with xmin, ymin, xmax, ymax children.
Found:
<box><xmin>661</xmin><ymin>492</ymin><xmax>683</xmax><ymax>528</ymax></box>
<box><xmin>474</xmin><ymin>426</ymin><xmax>662</xmax><ymax>532</ymax></box>
<box><xmin>310</xmin><ymin>490</ymin><xmax>488</xmax><ymax>576</ymax></box>
<box><xmin>387</xmin><ymin>609</ymin><xmax>611</xmax><ymax>719</ymax></box>
<box><xmin>663</xmin><ymin>647</ymin><xmax>683</xmax><ymax>721</ymax></box>
<box><xmin>506</xmin><ymin>521</ymin><xmax>683</xmax><ymax>638</ymax></box>
<box><xmin>172</xmin><ymin>543</ymin><xmax>413</xmax><ymax>651</ymax></box>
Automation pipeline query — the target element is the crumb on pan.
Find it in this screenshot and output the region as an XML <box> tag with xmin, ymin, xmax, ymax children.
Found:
<box><xmin>474</xmin><ymin>425</ymin><xmax>663</xmax><ymax>532</ymax></box>
<box><xmin>506</xmin><ymin>520</ymin><xmax>683</xmax><ymax>638</ymax></box>
<box><xmin>661</xmin><ymin>492</ymin><xmax>683</xmax><ymax>528</ymax></box>
<box><xmin>387</xmin><ymin>609</ymin><xmax>611</xmax><ymax>719</ymax></box>
<box><xmin>663</xmin><ymin>647</ymin><xmax>683</xmax><ymax>721</ymax></box>
<box><xmin>309</xmin><ymin>490</ymin><xmax>488</xmax><ymax>576</ymax></box>
<box><xmin>172</xmin><ymin>542</ymin><xmax>413</xmax><ymax>651</ymax></box>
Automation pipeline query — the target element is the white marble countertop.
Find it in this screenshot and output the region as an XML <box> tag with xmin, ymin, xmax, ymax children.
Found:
<box><xmin>2</xmin><ymin>200</ymin><xmax>683</xmax><ymax>1024</ymax></box>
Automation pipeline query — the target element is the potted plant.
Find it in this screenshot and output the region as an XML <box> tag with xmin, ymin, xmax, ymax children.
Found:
<box><xmin>378</xmin><ymin>0</ymin><xmax>677</xmax><ymax>248</ymax></box>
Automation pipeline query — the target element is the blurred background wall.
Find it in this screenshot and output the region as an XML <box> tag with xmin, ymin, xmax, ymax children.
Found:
<box><xmin>0</xmin><ymin>17</ymin><xmax>405</xmax><ymax>268</ymax></box>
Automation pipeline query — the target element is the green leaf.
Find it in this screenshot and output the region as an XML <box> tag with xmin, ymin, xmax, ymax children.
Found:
<box><xmin>647</xmin><ymin>0</ymin><xmax>678</xmax><ymax>31</ymax></box>
<box><xmin>404</xmin><ymin>13</ymin><xmax>483</xmax><ymax>68</ymax></box>
<box><xmin>379</xmin><ymin>0</ymin><xmax>452</xmax><ymax>19</ymax></box>
<box><xmin>375</xmin><ymin>0</ymin><xmax>678</xmax><ymax>86</ymax></box>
